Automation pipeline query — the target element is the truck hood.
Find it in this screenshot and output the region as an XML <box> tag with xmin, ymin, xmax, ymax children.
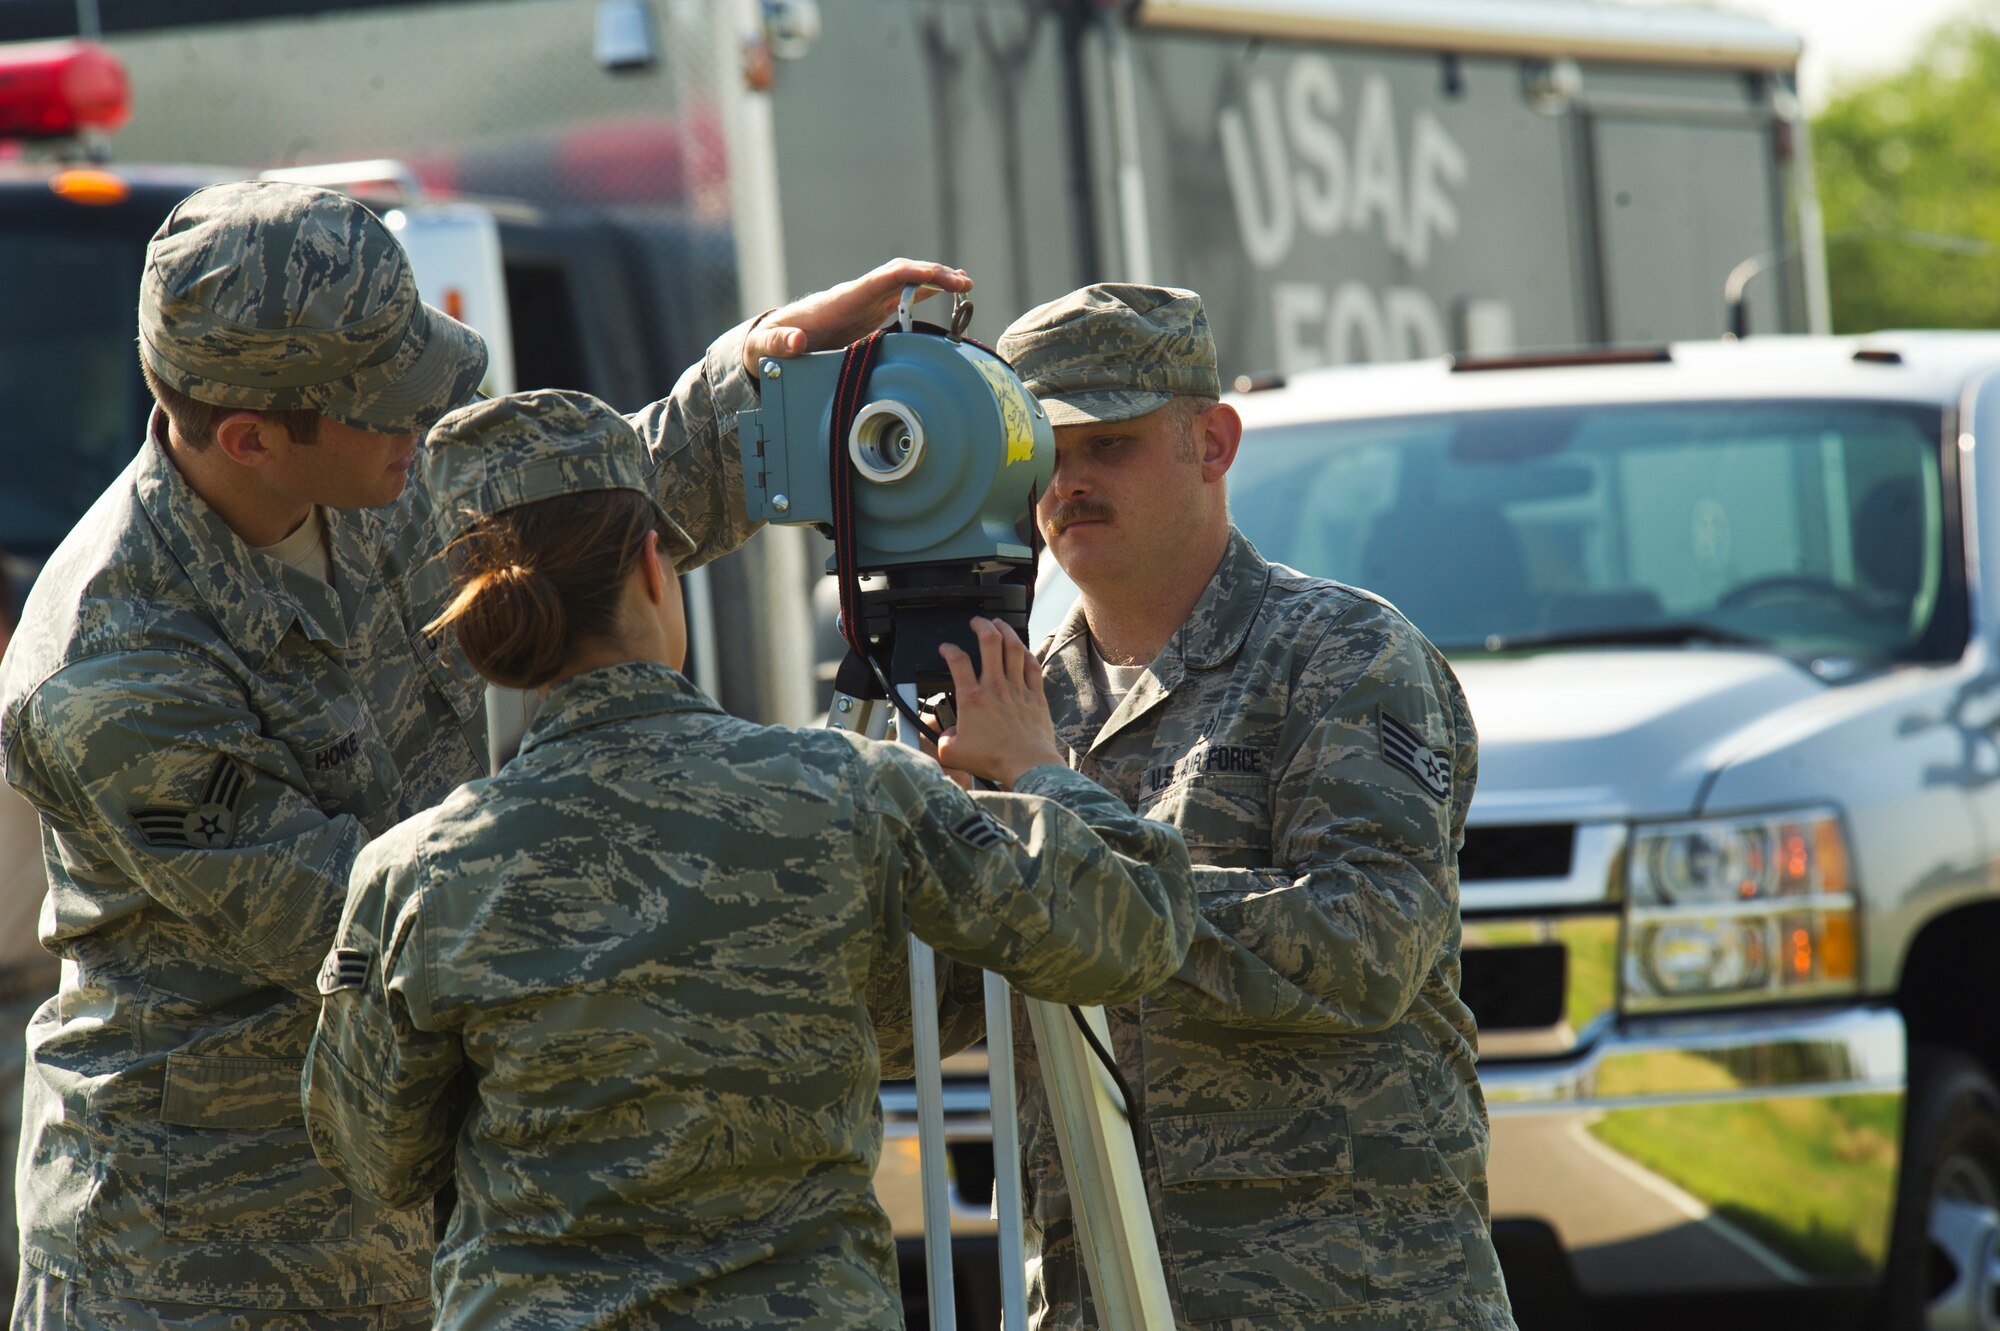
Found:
<box><xmin>1451</xmin><ymin>649</ymin><xmax>1825</xmax><ymax>823</ymax></box>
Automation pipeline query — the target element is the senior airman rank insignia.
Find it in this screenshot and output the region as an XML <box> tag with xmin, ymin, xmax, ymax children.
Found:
<box><xmin>128</xmin><ymin>755</ymin><xmax>248</xmax><ymax>849</ymax></box>
<box><xmin>1380</xmin><ymin>709</ymin><xmax>1452</xmax><ymax>803</ymax></box>
<box><xmin>316</xmin><ymin>947</ymin><xmax>371</xmax><ymax>996</ymax></box>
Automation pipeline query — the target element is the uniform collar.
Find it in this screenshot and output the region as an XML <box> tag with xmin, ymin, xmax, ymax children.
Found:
<box><xmin>135</xmin><ymin>410</ymin><xmax>335</xmax><ymax>663</ymax></box>
<box><xmin>516</xmin><ymin>660</ymin><xmax>722</xmax><ymax>754</ymax></box>
<box><xmin>326</xmin><ymin>502</ymin><xmax>386</xmax><ymax>631</ymax></box>
<box><xmin>1041</xmin><ymin>601</ymin><xmax>1108</xmax><ymax>760</ymax></box>
<box><xmin>1041</xmin><ymin>527</ymin><xmax>1270</xmax><ymax>756</ymax></box>
<box><xmin>1175</xmin><ymin>527</ymin><xmax>1269</xmax><ymax>670</ymax></box>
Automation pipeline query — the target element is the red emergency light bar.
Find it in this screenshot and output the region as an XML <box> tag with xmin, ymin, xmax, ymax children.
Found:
<box><xmin>0</xmin><ymin>41</ymin><xmax>131</xmax><ymax>140</ymax></box>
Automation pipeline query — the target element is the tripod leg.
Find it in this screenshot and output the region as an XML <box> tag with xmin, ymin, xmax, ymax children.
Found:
<box><xmin>984</xmin><ymin>972</ymin><xmax>1028</xmax><ymax>1331</ymax></box>
<box><xmin>1020</xmin><ymin>1000</ymin><xmax>1175</xmax><ymax>1330</ymax></box>
<box><xmin>909</xmin><ymin>936</ymin><xmax>956</xmax><ymax>1331</ymax></box>
<box><xmin>896</xmin><ymin>684</ymin><xmax>958</xmax><ymax>1331</ymax></box>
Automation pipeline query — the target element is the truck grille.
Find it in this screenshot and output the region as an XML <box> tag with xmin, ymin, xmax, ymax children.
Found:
<box><xmin>1461</xmin><ymin>824</ymin><xmax>1574</xmax><ymax>881</ymax></box>
<box><xmin>1461</xmin><ymin>943</ymin><xmax>1567</xmax><ymax>1030</ymax></box>
<box><xmin>1460</xmin><ymin>912</ymin><xmax>1620</xmax><ymax>1056</ymax></box>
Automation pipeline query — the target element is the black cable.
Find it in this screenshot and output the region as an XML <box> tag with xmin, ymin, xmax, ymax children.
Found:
<box><xmin>863</xmin><ymin>652</ymin><xmax>943</xmax><ymax>747</ymax></box>
<box><xmin>1066</xmin><ymin>1004</ymin><xmax>1151</xmax><ymax>1177</ymax></box>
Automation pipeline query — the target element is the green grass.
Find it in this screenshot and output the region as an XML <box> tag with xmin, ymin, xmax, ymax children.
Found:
<box><xmin>1588</xmin><ymin>1059</ymin><xmax>1899</xmax><ymax>1275</ymax></box>
<box><xmin>1560</xmin><ymin>919</ymin><xmax>1618</xmax><ymax>1035</ymax></box>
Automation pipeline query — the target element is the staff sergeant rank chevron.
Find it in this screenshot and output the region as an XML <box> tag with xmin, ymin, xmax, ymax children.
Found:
<box><xmin>1381</xmin><ymin>708</ymin><xmax>1453</xmax><ymax>803</ymax></box>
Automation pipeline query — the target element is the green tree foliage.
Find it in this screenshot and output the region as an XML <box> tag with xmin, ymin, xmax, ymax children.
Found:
<box><xmin>1813</xmin><ymin>9</ymin><xmax>2000</xmax><ymax>332</ymax></box>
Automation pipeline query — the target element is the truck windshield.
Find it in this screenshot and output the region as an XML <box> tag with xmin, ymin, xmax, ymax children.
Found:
<box><xmin>0</xmin><ymin>229</ymin><xmax>149</xmax><ymax>560</ymax></box>
<box><xmin>1230</xmin><ymin>399</ymin><xmax>1960</xmax><ymax>663</ymax></box>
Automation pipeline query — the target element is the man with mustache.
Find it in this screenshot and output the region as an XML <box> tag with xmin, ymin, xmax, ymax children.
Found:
<box><xmin>977</xmin><ymin>284</ymin><xmax>1516</xmax><ymax>1330</ymax></box>
<box><xmin>0</xmin><ymin>176</ymin><xmax>970</xmax><ymax>1330</ymax></box>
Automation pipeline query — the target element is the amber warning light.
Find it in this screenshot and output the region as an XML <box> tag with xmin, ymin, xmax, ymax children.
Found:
<box><xmin>0</xmin><ymin>41</ymin><xmax>131</xmax><ymax>140</ymax></box>
<box><xmin>50</xmin><ymin>168</ymin><xmax>129</xmax><ymax>205</ymax></box>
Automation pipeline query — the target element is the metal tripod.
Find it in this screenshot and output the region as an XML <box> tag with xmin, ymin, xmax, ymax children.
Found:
<box><xmin>827</xmin><ymin>682</ymin><xmax>1027</xmax><ymax>1331</ymax></box>
<box><xmin>826</xmin><ymin>635</ymin><xmax>1175</xmax><ymax>1331</ymax></box>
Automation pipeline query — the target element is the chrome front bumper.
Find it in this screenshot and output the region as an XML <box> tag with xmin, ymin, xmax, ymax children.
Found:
<box><xmin>873</xmin><ymin>1006</ymin><xmax>1908</xmax><ymax>1295</ymax></box>
<box><xmin>1485</xmin><ymin>1005</ymin><xmax>1906</xmax><ymax>1296</ymax></box>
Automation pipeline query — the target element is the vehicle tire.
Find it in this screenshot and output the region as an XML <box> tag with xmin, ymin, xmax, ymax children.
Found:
<box><xmin>1879</xmin><ymin>1046</ymin><xmax>2000</xmax><ymax>1331</ymax></box>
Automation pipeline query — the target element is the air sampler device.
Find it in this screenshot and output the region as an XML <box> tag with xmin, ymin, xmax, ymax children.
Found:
<box><xmin>737</xmin><ymin>288</ymin><xmax>1173</xmax><ymax>1331</ymax></box>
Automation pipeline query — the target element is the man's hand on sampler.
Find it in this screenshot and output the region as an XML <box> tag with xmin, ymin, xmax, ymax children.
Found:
<box><xmin>936</xmin><ymin>617</ymin><xmax>1065</xmax><ymax>791</ymax></box>
<box><xmin>743</xmin><ymin>258</ymin><xmax>973</xmax><ymax>376</ymax></box>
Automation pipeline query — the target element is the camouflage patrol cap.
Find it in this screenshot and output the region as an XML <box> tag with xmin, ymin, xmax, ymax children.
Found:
<box><xmin>424</xmin><ymin>388</ymin><xmax>672</xmax><ymax>546</ymax></box>
<box><xmin>139</xmin><ymin>179</ymin><xmax>488</xmax><ymax>435</ymax></box>
<box><xmin>996</xmin><ymin>284</ymin><xmax>1219</xmax><ymax>427</ymax></box>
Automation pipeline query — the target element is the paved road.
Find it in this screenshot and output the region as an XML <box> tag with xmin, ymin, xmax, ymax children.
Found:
<box><xmin>1490</xmin><ymin>1111</ymin><xmax>1806</xmax><ymax>1293</ymax></box>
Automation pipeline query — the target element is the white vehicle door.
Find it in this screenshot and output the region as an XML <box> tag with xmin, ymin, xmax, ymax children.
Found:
<box><xmin>388</xmin><ymin>202</ymin><xmax>517</xmax><ymax>398</ymax></box>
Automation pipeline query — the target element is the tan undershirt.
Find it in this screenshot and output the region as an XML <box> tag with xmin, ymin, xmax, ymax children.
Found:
<box><xmin>1087</xmin><ymin>640</ymin><xmax>1149</xmax><ymax>710</ymax></box>
<box><xmin>256</xmin><ymin>506</ymin><xmax>331</xmax><ymax>584</ymax></box>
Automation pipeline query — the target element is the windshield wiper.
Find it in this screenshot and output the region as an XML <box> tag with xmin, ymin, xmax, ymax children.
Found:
<box><xmin>1471</xmin><ymin>622</ymin><xmax>1767</xmax><ymax>652</ymax></box>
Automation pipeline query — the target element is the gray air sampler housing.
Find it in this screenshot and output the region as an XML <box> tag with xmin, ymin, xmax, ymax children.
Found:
<box><xmin>736</xmin><ymin>320</ymin><xmax>1054</xmax><ymax>574</ymax></box>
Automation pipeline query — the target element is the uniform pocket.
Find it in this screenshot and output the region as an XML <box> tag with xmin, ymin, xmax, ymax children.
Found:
<box><xmin>411</xmin><ymin>630</ymin><xmax>480</xmax><ymax>727</ymax></box>
<box><xmin>479</xmin><ymin>1099</ymin><xmax>647</xmax><ymax>1152</ymax></box>
<box><xmin>1140</xmin><ymin>774</ymin><xmax>1271</xmax><ymax>868</ymax></box>
<box><xmin>1150</xmin><ymin>1106</ymin><xmax>1364</xmax><ymax>1321</ymax></box>
<box><xmin>284</xmin><ymin>690</ymin><xmax>401</xmax><ymax>827</ymax></box>
<box><xmin>1352</xmin><ymin>1129</ymin><xmax>1474</xmax><ymax>1302</ymax></box>
<box><xmin>158</xmin><ymin>1054</ymin><xmax>353</xmax><ymax>1243</ymax></box>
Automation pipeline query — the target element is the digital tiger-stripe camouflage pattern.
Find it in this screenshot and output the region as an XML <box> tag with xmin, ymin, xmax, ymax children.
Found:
<box><xmin>304</xmin><ymin>660</ymin><xmax>1194</xmax><ymax>1331</ymax></box>
<box><xmin>0</xmin><ymin>316</ymin><xmax>765</xmax><ymax>1312</ymax></box>
<box><xmin>890</xmin><ymin>530</ymin><xmax>1516</xmax><ymax>1331</ymax></box>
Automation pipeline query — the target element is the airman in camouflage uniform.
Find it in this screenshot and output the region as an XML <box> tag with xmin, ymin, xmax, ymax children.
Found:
<box><xmin>0</xmin><ymin>179</ymin><xmax>967</xmax><ymax>1327</ymax></box>
<box><xmin>0</xmin><ymin>571</ymin><xmax>60</xmax><ymax>1308</ymax></box>
<box><xmin>301</xmin><ymin>390</ymin><xmax>1195</xmax><ymax>1330</ymax></box>
<box><xmin>937</xmin><ymin>285</ymin><xmax>1514</xmax><ymax>1330</ymax></box>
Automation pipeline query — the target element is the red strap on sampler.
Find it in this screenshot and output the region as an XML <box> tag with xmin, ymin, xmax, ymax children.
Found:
<box><xmin>828</xmin><ymin>329</ymin><xmax>887</xmax><ymax>664</ymax></box>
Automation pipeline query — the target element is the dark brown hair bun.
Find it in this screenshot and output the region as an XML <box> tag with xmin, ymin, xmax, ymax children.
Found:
<box><xmin>427</xmin><ymin>489</ymin><xmax>658</xmax><ymax>690</ymax></box>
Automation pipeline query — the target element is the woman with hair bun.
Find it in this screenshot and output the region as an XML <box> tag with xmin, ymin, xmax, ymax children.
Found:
<box><xmin>302</xmin><ymin>389</ymin><xmax>1194</xmax><ymax>1331</ymax></box>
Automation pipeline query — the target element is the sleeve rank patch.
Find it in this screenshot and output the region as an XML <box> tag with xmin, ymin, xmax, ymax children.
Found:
<box><xmin>127</xmin><ymin>754</ymin><xmax>248</xmax><ymax>850</ymax></box>
<box><xmin>952</xmin><ymin>811</ymin><xmax>1019</xmax><ymax>850</ymax></box>
<box><xmin>1380</xmin><ymin>709</ymin><xmax>1453</xmax><ymax>804</ymax></box>
<box><xmin>316</xmin><ymin>947</ymin><xmax>372</xmax><ymax>996</ymax></box>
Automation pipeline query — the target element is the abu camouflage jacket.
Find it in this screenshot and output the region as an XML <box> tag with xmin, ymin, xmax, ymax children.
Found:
<box><xmin>908</xmin><ymin>529</ymin><xmax>1516</xmax><ymax>1331</ymax></box>
<box><xmin>303</xmin><ymin>660</ymin><xmax>1193</xmax><ymax>1331</ymax></box>
<box><xmin>0</xmin><ymin>327</ymin><xmax>760</xmax><ymax>1310</ymax></box>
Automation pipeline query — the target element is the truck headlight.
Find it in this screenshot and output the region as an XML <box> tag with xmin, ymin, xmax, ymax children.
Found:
<box><xmin>1622</xmin><ymin>809</ymin><xmax>1857</xmax><ymax>1012</ymax></box>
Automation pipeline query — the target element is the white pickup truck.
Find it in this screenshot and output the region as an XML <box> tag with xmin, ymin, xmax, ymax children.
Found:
<box><xmin>890</xmin><ymin>334</ymin><xmax>2000</xmax><ymax>1331</ymax></box>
